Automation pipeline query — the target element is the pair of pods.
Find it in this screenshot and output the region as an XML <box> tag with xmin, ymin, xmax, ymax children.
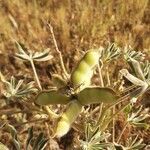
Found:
<box><xmin>35</xmin><ymin>87</ymin><xmax>117</xmax><ymax>137</ymax></box>
<box><xmin>35</xmin><ymin>49</ymin><xmax>117</xmax><ymax>137</ymax></box>
<box><xmin>35</xmin><ymin>87</ymin><xmax>117</xmax><ymax>106</ymax></box>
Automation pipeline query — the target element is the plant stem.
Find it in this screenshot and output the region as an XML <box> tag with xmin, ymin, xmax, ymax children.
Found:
<box><xmin>48</xmin><ymin>23</ymin><xmax>69</xmax><ymax>79</ymax></box>
<box><xmin>14</xmin><ymin>118</ymin><xmax>48</xmax><ymax>127</ymax></box>
<box><xmin>43</xmin><ymin>106</ymin><xmax>59</xmax><ymax>118</ymax></box>
<box><xmin>96</xmin><ymin>93</ymin><xmax>130</xmax><ymax>128</ymax></box>
<box><xmin>130</xmin><ymin>135</ymin><xmax>139</xmax><ymax>147</ymax></box>
<box><xmin>106</xmin><ymin>66</ymin><xmax>111</xmax><ymax>86</ymax></box>
<box><xmin>101</xmin><ymin>101</ymin><xmax>130</xmax><ymax>133</ymax></box>
<box><xmin>117</xmin><ymin>122</ymin><xmax>128</xmax><ymax>143</ymax></box>
<box><xmin>30</xmin><ymin>59</ymin><xmax>42</xmax><ymax>90</ymax></box>
<box><xmin>45</xmin><ymin>122</ymin><xmax>51</xmax><ymax>150</ymax></box>
<box><xmin>97</xmin><ymin>60</ymin><xmax>104</xmax><ymax>126</ymax></box>
<box><xmin>30</xmin><ymin>58</ymin><xmax>58</xmax><ymax>119</ymax></box>
<box><xmin>98</xmin><ymin>60</ymin><xmax>104</xmax><ymax>87</ymax></box>
<box><xmin>97</xmin><ymin>103</ymin><xmax>104</xmax><ymax>125</ymax></box>
<box><xmin>0</xmin><ymin>109</ymin><xmax>45</xmax><ymax>115</ymax></box>
<box><xmin>112</xmin><ymin>106</ymin><xmax>115</xmax><ymax>142</ymax></box>
<box><xmin>106</xmin><ymin>65</ymin><xmax>115</xmax><ymax>142</ymax></box>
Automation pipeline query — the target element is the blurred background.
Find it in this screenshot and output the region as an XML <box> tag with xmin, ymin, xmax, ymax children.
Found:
<box><xmin>0</xmin><ymin>1</ymin><xmax>150</xmax><ymax>149</ymax></box>
<box><xmin>0</xmin><ymin>0</ymin><xmax>149</xmax><ymax>82</ymax></box>
<box><xmin>0</xmin><ymin>0</ymin><xmax>149</xmax><ymax>51</ymax></box>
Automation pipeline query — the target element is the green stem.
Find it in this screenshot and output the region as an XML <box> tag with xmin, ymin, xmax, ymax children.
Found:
<box><xmin>98</xmin><ymin>60</ymin><xmax>104</xmax><ymax>87</ymax></box>
<box><xmin>30</xmin><ymin>59</ymin><xmax>58</xmax><ymax>119</ymax></box>
<box><xmin>112</xmin><ymin>106</ymin><xmax>115</xmax><ymax>142</ymax></box>
<box><xmin>97</xmin><ymin>60</ymin><xmax>104</xmax><ymax>127</ymax></box>
<box><xmin>43</xmin><ymin>106</ymin><xmax>59</xmax><ymax>118</ymax></box>
<box><xmin>101</xmin><ymin>101</ymin><xmax>130</xmax><ymax>132</ymax></box>
<box><xmin>30</xmin><ymin>59</ymin><xmax>42</xmax><ymax>90</ymax></box>
<box><xmin>48</xmin><ymin>23</ymin><xmax>69</xmax><ymax>79</ymax></box>
<box><xmin>106</xmin><ymin>65</ymin><xmax>115</xmax><ymax>142</ymax></box>
<box><xmin>106</xmin><ymin>66</ymin><xmax>111</xmax><ymax>86</ymax></box>
<box><xmin>14</xmin><ymin>118</ymin><xmax>48</xmax><ymax>127</ymax></box>
<box><xmin>0</xmin><ymin>109</ymin><xmax>45</xmax><ymax>115</ymax></box>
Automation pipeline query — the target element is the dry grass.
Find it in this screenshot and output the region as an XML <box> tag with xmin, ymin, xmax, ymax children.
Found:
<box><xmin>0</xmin><ymin>0</ymin><xmax>149</xmax><ymax>149</ymax></box>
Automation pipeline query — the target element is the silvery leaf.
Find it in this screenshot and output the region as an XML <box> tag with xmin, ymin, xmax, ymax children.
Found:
<box><xmin>128</xmin><ymin>58</ymin><xmax>145</xmax><ymax>81</ymax></box>
<box><xmin>32</xmin><ymin>48</ymin><xmax>53</xmax><ymax>62</ymax></box>
<box><xmin>124</xmin><ymin>46</ymin><xmax>145</xmax><ymax>61</ymax></box>
<box><xmin>120</xmin><ymin>69</ymin><xmax>146</xmax><ymax>87</ymax></box>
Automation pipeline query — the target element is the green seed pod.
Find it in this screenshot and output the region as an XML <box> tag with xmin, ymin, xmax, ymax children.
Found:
<box><xmin>77</xmin><ymin>60</ymin><xmax>91</xmax><ymax>74</ymax></box>
<box><xmin>55</xmin><ymin>100</ymin><xmax>82</xmax><ymax>137</ymax></box>
<box><xmin>35</xmin><ymin>90</ymin><xmax>70</xmax><ymax>105</ymax></box>
<box><xmin>0</xmin><ymin>142</ymin><xmax>9</xmax><ymax>150</ymax></box>
<box><xmin>71</xmin><ymin>50</ymin><xmax>100</xmax><ymax>88</ymax></box>
<box><xmin>83</xmin><ymin>50</ymin><xmax>100</xmax><ymax>66</ymax></box>
<box><xmin>77</xmin><ymin>87</ymin><xmax>118</xmax><ymax>105</ymax></box>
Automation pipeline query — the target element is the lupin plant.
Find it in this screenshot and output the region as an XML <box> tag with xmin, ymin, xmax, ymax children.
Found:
<box><xmin>35</xmin><ymin>43</ymin><xmax>149</xmax><ymax>146</ymax></box>
<box><xmin>121</xmin><ymin>48</ymin><xmax>150</xmax><ymax>99</ymax></box>
<box><xmin>35</xmin><ymin>44</ymin><xmax>120</xmax><ymax>138</ymax></box>
<box><xmin>0</xmin><ymin>72</ymin><xmax>37</xmax><ymax>102</ymax></box>
<box><xmin>80</xmin><ymin>124</ymin><xmax>112</xmax><ymax>150</ymax></box>
<box><xmin>1</xmin><ymin>40</ymin><xmax>149</xmax><ymax>149</ymax></box>
<box><xmin>15</xmin><ymin>41</ymin><xmax>53</xmax><ymax>90</ymax></box>
<box><xmin>2</xmin><ymin>124</ymin><xmax>49</xmax><ymax>150</ymax></box>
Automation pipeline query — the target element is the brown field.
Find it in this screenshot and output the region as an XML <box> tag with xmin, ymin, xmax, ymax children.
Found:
<box><xmin>0</xmin><ymin>0</ymin><xmax>149</xmax><ymax>150</ymax></box>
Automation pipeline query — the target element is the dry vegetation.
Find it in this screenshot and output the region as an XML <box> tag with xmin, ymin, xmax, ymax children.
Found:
<box><xmin>0</xmin><ymin>0</ymin><xmax>150</xmax><ymax>150</ymax></box>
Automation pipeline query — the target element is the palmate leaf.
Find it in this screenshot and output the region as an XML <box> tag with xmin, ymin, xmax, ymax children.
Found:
<box><xmin>15</xmin><ymin>41</ymin><xmax>53</xmax><ymax>62</ymax></box>
<box><xmin>85</xmin><ymin>123</ymin><xmax>94</xmax><ymax>142</ymax></box>
<box><xmin>6</xmin><ymin>124</ymin><xmax>21</xmax><ymax>150</ymax></box>
<box><xmin>81</xmin><ymin>124</ymin><xmax>111</xmax><ymax>150</ymax></box>
<box><xmin>120</xmin><ymin>69</ymin><xmax>148</xmax><ymax>97</ymax></box>
<box><xmin>25</xmin><ymin>127</ymin><xmax>48</xmax><ymax>150</ymax></box>
<box><xmin>32</xmin><ymin>132</ymin><xmax>48</xmax><ymax>150</ymax></box>
<box><xmin>125</xmin><ymin>136</ymin><xmax>146</xmax><ymax>150</ymax></box>
<box><xmin>1</xmin><ymin>74</ymin><xmax>37</xmax><ymax>99</ymax></box>
<box><xmin>129</xmin><ymin>139</ymin><xmax>145</xmax><ymax>150</ymax></box>
<box><xmin>16</xmin><ymin>81</ymin><xmax>37</xmax><ymax>97</ymax></box>
<box><xmin>114</xmin><ymin>137</ymin><xmax>146</xmax><ymax>150</ymax></box>
<box><xmin>124</xmin><ymin>46</ymin><xmax>145</xmax><ymax>61</ymax></box>
<box><xmin>5</xmin><ymin>125</ymin><xmax>48</xmax><ymax>150</ymax></box>
<box><xmin>32</xmin><ymin>48</ymin><xmax>53</xmax><ymax>62</ymax></box>
<box><xmin>26</xmin><ymin>127</ymin><xmax>33</xmax><ymax>150</ymax></box>
<box><xmin>90</xmin><ymin>143</ymin><xmax>113</xmax><ymax>150</ymax></box>
<box><xmin>15</xmin><ymin>41</ymin><xmax>29</xmax><ymax>57</ymax></box>
<box><xmin>128</xmin><ymin>58</ymin><xmax>145</xmax><ymax>81</ymax></box>
<box><xmin>127</xmin><ymin>106</ymin><xmax>150</xmax><ymax>129</ymax></box>
<box><xmin>141</xmin><ymin>60</ymin><xmax>150</xmax><ymax>79</ymax></box>
<box><xmin>101</xmin><ymin>43</ymin><xmax>120</xmax><ymax>63</ymax></box>
<box><xmin>86</xmin><ymin>125</ymin><xmax>100</xmax><ymax>143</ymax></box>
<box><xmin>120</xmin><ymin>69</ymin><xmax>146</xmax><ymax>87</ymax></box>
<box><xmin>15</xmin><ymin>53</ymin><xmax>30</xmax><ymax>61</ymax></box>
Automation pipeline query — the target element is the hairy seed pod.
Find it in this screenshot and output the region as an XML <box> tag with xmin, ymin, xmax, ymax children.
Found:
<box><xmin>77</xmin><ymin>87</ymin><xmax>118</xmax><ymax>105</ymax></box>
<box><xmin>71</xmin><ymin>50</ymin><xmax>100</xmax><ymax>88</ymax></box>
<box><xmin>35</xmin><ymin>90</ymin><xmax>70</xmax><ymax>105</ymax></box>
<box><xmin>0</xmin><ymin>142</ymin><xmax>9</xmax><ymax>150</ymax></box>
<box><xmin>55</xmin><ymin>100</ymin><xmax>82</xmax><ymax>137</ymax></box>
